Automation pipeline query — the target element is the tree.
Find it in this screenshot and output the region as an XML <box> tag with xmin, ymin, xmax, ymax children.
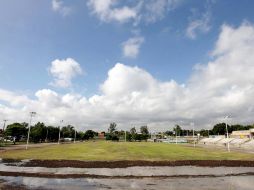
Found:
<box><xmin>61</xmin><ymin>125</ymin><xmax>75</xmax><ymax>138</ymax></box>
<box><xmin>83</xmin><ymin>130</ymin><xmax>96</xmax><ymax>140</ymax></box>
<box><xmin>140</xmin><ymin>126</ymin><xmax>149</xmax><ymax>141</ymax></box>
<box><xmin>30</xmin><ymin>122</ymin><xmax>47</xmax><ymax>143</ymax></box>
<box><xmin>4</xmin><ymin>123</ymin><xmax>27</xmax><ymax>141</ymax></box>
<box><xmin>212</xmin><ymin>123</ymin><xmax>226</xmax><ymax>135</ymax></box>
<box><xmin>165</xmin><ymin>130</ymin><xmax>173</xmax><ymax>136</ymax></box>
<box><xmin>140</xmin><ymin>126</ymin><xmax>149</xmax><ymax>135</ymax></box>
<box><xmin>173</xmin><ymin>125</ymin><xmax>182</xmax><ymax>136</ymax></box>
<box><xmin>199</xmin><ymin>129</ymin><xmax>209</xmax><ymax>137</ymax></box>
<box><xmin>108</xmin><ymin>122</ymin><xmax>117</xmax><ymax>134</ymax></box>
<box><xmin>46</xmin><ymin>126</ymin><xmax>59</xmax><ymax>142</ymax></box>
<box><xmin>130</xmin><ymin>127</ymin><xmax>136</xmax><ymax>141</ymax></box>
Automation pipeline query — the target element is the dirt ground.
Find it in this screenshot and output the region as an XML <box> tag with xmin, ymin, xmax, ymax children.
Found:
<box><xmin>3</xmin><ymin>159</ymin><xmax>254</xmax><ymax>168</ymax></box>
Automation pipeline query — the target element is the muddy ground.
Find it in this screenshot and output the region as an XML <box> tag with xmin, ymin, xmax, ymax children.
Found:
<box><xmin>2</xmin><ymin>159</ymin><xmax>254</xmax><ymax>168</ymax></box>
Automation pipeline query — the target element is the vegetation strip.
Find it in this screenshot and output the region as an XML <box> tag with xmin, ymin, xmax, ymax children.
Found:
<box><xmin>3</xmin><ymin>159</ymin><xmax>254</xmax><ymax>168</ymax></box>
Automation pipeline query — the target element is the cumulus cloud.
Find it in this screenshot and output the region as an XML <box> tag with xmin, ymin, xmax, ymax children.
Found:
<box><xmin>87</xmin><ymin>0</ymin><xmax>137</xmax><ymax>23</ymax></box>
<box><xmin>52</xmin><ymin>0</ymin><xmax>72</xmax><ymax>16</ymax></box>
<box><xmin>49</xmin><ymin>58</ymin><xmax>83</xmax><ymax>88</ymax></box>
<box><xmin>1</xmin><ymin>21</ymin><xmax>254</xmax><ymax>131</ymax></box>
<box><xmin>87</xmin><ymin>0</ymin><xmax>182</xmax><ymax>24</ymax></box>
<box><xmin>186</xmin><ymin>10</ymin><xmax>211</xmax><ymax>39</ymax></box>
<box><xmin>122</xmin><ymin>36</ymin><xmax>144</xmax><ymax>58</ymax></box>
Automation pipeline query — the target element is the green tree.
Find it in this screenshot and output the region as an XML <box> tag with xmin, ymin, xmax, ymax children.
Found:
<box><xmin>30</xmin><ymin>122</ymin><xmax>47</xmax><ymax>143</ymax></box>
<box><xmin>130</xmin><ymin>127</ymin><xmax>136</xmax><ymax>141</ymax></box>
<box><xmin>212</xmin><ymin>123</ymin><xmax>226</xmax><ymax>135</ymax></box>
<box><xmin>108</xmin><ymin>122</ymin><xmax>117</xmax><ymax>134</ymax></box>
<box><xmin>61</xmin><ymin>125</ymin><xmax>75</xmax><ymax>138</ymax></box>
<box><xmin>84</xmin><ymin>130</ymin><xmax>96</xmax><ymax>140</ymax></box>
<box><xmin>140</xmin><ymin>126</ymin><xmax>149</xmax><ymax>141</ymax></box>
<box><xmin>173</xmin><ymin>125</ymin><xmax>182</xmax><ymax>136</ymax></box>
<box><xmin>165</xmin><ymin>130</ymin><xmax>173</xmax><ymax>136</ymax></box>
<box><xmin>46</xmin><ymin>126</ymin><xmax>59</xmax><ymax>142</ymax></box>
<box><xmin>4</xmin><ymin>123</ymin><xmax>27</xmax><ymax>141</ymax></box>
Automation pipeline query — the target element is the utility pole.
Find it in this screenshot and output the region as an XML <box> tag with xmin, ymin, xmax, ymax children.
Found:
<box><xmin>58</xmin><ymin>120</ymin><xmax>63</xmax><ymax>144</ymax></box>
<box><xmin>26</xmin><ymin>112</ymin><xmax>36</xmax><ymax>150</ymax></box>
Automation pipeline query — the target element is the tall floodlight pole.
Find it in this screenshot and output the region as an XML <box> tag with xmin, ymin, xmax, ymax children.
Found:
<box><xmin>26</xmin><ymin>112</ymin><xmax>36</xmax><ymax>150</ymax></box>
<box><xmin>58</xmin><ymin>120</ymin><xmax>63</xmax><ymax>144</ymax></box>
<box><xmin>74</xmin><ymin>129</ymin><xmax>77</xmax><ymax>143</ymax></box>
<box><xmin>2</xmin><ymin>119</ymin><xmax>7</xmax><ymax>132</ymax></box>
<box><xmin>225</xmin><ymin>116</ymin><xmax>230</xmax><ymax>152</ymax></box>
<box><xmin>191</xmin><ymin>122</ymin><xmax>195</xmax><ymax>147</ymax></box>
<box><xmin>1</xmin><ymin>120</ymin><xmax>7</xmax><ymax>144</ymax></box>
<box><xmin>176</xmin><ymin>130</ymin><xmax>178</xmax><ymax>144</ymax></box>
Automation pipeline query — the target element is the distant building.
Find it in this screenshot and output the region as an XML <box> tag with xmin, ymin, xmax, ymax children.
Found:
<box><xmin>98</xmin><ymin>132</ymin><xmax>105</xmax><ymax>139</ymax></box>
<box><xmin>231</xmin><ymin>129</ymin><xmax>254</xmax><ymax>139</ymax></box>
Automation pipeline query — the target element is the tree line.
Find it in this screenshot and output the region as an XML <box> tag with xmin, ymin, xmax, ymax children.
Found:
<box><xmin>106</xmin><ymin>122</ymin><xmax>150</xmax><ymax>141</ymax></box>
<box><xmin>164</xmin><ymin>123</ymin><xmax>254</xmax><ymax>137</ymax></box>
<box><xmin>2</xmin><ymin>122</ymin><xmax>97</xmax><ymax>143</ymax></box>
<box><xmin>1</xmin><ymin>121</ymin><xmax>254</xmax><ymax>143</ymax></box>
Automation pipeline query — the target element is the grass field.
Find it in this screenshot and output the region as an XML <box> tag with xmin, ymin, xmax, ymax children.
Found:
<box><xmin>1</xmin><ymin>141</ymin><xmax>254</xmax><ymax>161</ymax></box>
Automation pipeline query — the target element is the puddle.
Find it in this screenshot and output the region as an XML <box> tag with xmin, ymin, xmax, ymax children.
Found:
<box><xmin>1</xmin><ymin>160</ymin><xmax>254</xmax><ymax>189</ymax></box>
<box><xmin>0</xmin><ymin>175</ymin><xmax>254</xmax><ymax>190</ymax></box>
<box><xmin>1</xmin><ymin>162</ymin><xmax>254</xmax><ymax>177</ymax></box>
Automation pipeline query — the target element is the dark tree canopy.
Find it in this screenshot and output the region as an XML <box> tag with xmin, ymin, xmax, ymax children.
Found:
<box><xmin>140</xmin><ymin>126</ymin><xmax>149</xmax><ymax>135</ymax></box>
<box><xmin>108</xmin><ymin>122</ymin><xmax>117</xmax><ymax>134</ymax></box>
<box><xmin>4</xmin><ymin>123</ymin><xmax>27</xmax><ymax>141</ymax></box>
<box><xmin>61</xmin><ymin>125</ymin><xmax>75</xmax><ymax>138</ymax></box>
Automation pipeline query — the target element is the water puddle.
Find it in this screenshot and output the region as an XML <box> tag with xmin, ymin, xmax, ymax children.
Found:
<box><xmin>0</xmin><ymin>159</ymin><xmax>254</xmax><ymax>189</ymax></box>
<box><xmin>0</xmin><ymin>175</ymin><xmax>254</xmax><ymax>190</ymax></box>
<box><xmin>1</xmin><ymin>161</ymin><xmax>254</xmax><ymax>177</ymax></box>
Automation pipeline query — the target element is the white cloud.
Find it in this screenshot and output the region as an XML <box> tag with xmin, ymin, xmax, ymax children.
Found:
<box><xmin>49</xmin><ymin>58</ymin><xmax>83</xmax><ymax>88</ymax></box>
<box><xmin>142</xmin><ymin>0</ymin><xmax>169</xmax><ymax>23</ymax></box>
<box><xmin>186</xmin><ymin>10</ymin><xmax>211</xmax><ymax>39</ymax></box>
<box><xmin>1</xmin><ymin>21</ymin><xmax>254</xmax><ymax>131</ymax></box>
<box><xmin>87</xmin><ymin>0</ymin><xmax>182</xmax><ymax>24</ymax></box>
<box><xmin>87</xmin><ymin>0</ymin><xmax>137</xmax><ymax>23</ymax></box>
<box><xmin>52</xmin><ymin>0</ymin><xmax>72</xmax><ymax>16</ymax></box>
<box><xmin>122</xmin><ymin>36</ymin><xmax>144</xmax><ymax>58</ymax></box>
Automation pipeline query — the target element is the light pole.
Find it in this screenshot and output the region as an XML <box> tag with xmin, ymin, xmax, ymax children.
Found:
<box><xmin>191</xmin><ymin>122</ymin><xmax>195</xmax><ymax>147</ymax></box>
<box><xmin>225</xmin><ymin>116</ymin><xmax>230</xmax><ymax>152</ymax></box>
<box><xmin>58</xmin><ymin>120</ymin><xmax>63</xmax><ymax>144</ymax></box>
<box><xmin>176</xmin><ymin>130</ymin><xmax>178</xmax><ymax>144</ymax></box>
<box><xmin>1</xmin><ymin>120</ymin><xmax>7</xmax><ymax>144</ymax></box>
<box><xmin>74</xmin><ymin>129</ymin><xmax>76</xmax><ymax>143</ymax></box>
<box><xmin>2</xmin><ymin>119</ymin><xmax>7</xmax><ymax>132</ymax></box>
<box><xmin>26</xmin><ymin>112</ymin><xmax>36</xmax><ymax>150</ymax></box>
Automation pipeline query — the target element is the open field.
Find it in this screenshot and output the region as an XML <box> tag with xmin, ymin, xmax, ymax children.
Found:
<box><xmin>1</xmin><ymin>141</ymin><xmax>254</xmax><ymax>161</ymax></box>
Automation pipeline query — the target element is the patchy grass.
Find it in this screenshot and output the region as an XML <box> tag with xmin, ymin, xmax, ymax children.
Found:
<box><xmin>1</xmin><ymin>141</ymin><xmax>253</xmax><ymax>161</ymax></box>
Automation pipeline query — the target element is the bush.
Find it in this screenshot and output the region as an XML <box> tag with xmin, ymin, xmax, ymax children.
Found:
<box><xmin>106</xmin><ymin>134</ymin><xmax>112</xmax><ymax>141</ymax></box>
<box><xmin>111</xmin><ymin>135</ymin><xmax>119</xmax><ymax>141</ymax></box>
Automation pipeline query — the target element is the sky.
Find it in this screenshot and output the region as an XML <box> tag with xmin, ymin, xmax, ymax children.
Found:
<box><xmin>1</xmin><ymin>0</ymin><xmax>254</xmax><ymax>131</ymax></box>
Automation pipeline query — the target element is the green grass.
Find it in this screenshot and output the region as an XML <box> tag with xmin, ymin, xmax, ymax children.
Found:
<box><xmin>1</xmin><ymin>141</ymin><xmax>254</xmax><ymax>161</ymax></box>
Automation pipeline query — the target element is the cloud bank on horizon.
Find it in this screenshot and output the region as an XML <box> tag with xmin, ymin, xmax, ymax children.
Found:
<box><xmin>1</xmin><ymin>21</ymin><xmax>254</xmax><ymax>131</ymax></box>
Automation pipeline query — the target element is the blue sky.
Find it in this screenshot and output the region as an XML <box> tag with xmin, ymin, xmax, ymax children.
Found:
<box><xmin>1</xmin><ymin>0</ymin><xmax>254</xmax><ymax>130</ymax></box>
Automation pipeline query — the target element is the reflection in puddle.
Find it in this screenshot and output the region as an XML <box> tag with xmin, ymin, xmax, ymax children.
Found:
<box><xmin>1</xmin><ymin>162</ymin><xmax>254</xmax><ymax>176</ymax></box>
<box><xmin>0</xmin><ymin>175</ymin><xmax>254</xmax><ymax>190</ymax></box>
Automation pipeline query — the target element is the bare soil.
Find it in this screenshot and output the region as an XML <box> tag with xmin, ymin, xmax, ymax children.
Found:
<box><xmin>2</xmin><ymin>159</ymin><xmax>254</xmax><ymax>168</ymax></box>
